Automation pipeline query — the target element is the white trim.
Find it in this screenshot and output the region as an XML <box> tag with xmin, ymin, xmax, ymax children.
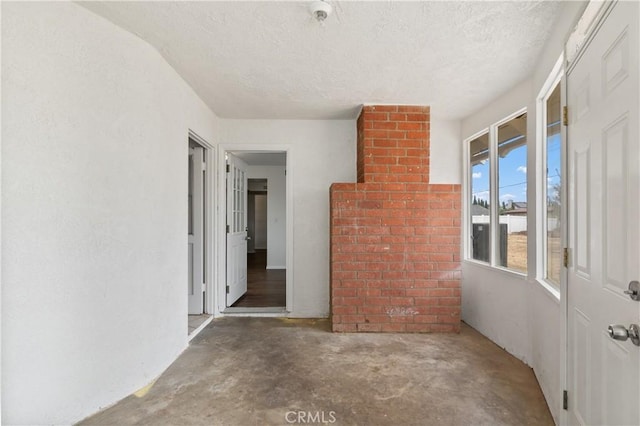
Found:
<box><xmin>463</xmin><ymin>108</ymin><xmax>528</xmax><ymax>273</ymax></box>
<box><xmin>535</xmin><ymin>53</ymin><xmax>564</xmax><ymax>298</ymax></box>
<box><xmin>463</xmin><ymin>127</ymin><xmax>490</xmax><ymax>263</ymax></box>
<box><xmin>216</xmin><ymin>144</ymin><xmax>294</xmax><ymax>316</ymax></box>
<box><xmin>266</xmin><ymin>266</ymin><xmax>286</xmax><ymax>270</ymax></box>
<box><xmin>0</xmin><ymin>4</ymin><xmax>3</xmax><ymax>419</ymax></box>
<box><xmin>489</xmin><ymin>121</ymin><xmax>499</xmax><ymax>267</ymax></box>
<box><xmin>534</xmin><ymin>66</ymin><xmax>567</xmax><ymax>425</ymax></box>
<box><xmin>558</xmin><ymin>70</ymin><xmax>569</xmax><ymax>426</ymax></box>
<box><xmin>223</xmin><ymin>313</ymin><xmax>288</xmax><ymax>317</ymax></box>
<box><xmin>492</xmin><ymin>264</ymin><xmax>527</xmax><ymax>278</ymax></box>
<box><xmin>462</xmin><ymin>258</ymin><xmax>529</xmax><ymax>281</ymax></box>
<box><xmin>493</xmin><ymin>107</ymin><xmax>529</xmax><ymax>129</ymax></box>
<box><xmin>188</xmin><ymin>130</ymin><xmax>216</xmax><ymax>317</ymax></box>
<box><xmin>493</xmin><ymin>107</ymin><xmax>528</xmax><ymax>272</ymax></box>
<box><xmin>534</xmin><ymin>53</ymin><xmax>569</xmax><ymax>426</ymax></box>
<box><xmin>565</xmin><ymin>0</ymin><xmax>615</xmax><ymax>73</ymax></box>
<box><xmin>187</xmin><ymin>315</ymin><xmax>214</xmax><ymax>342</ymax></box>
<box><xmin>223</xmin><ymin>307</ymin><xmax>287</xmax><ymax>316</ymax></box>
<box><xmin>535</xmin><ymin>278</ymin><xmax>562</xmax><ymax>302</ymax></box>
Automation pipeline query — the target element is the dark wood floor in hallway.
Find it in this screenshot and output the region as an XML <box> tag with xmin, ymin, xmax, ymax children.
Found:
<box><xmin>232</xmin><ymin>250</ymin><xmax>286</xmax><ymax>307</ymax></box>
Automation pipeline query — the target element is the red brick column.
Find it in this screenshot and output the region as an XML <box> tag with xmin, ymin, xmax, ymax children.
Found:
<box><xmin>330</xmin><ymin>106</ymin><xmax>461</xmax><ymax>333</ymax></box>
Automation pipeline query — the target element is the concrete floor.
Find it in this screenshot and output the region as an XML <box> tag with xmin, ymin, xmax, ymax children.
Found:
<box><xmin>80</xmin><ymin>318</ymin><xmax>553</xmax><ymax>426</ymax></box>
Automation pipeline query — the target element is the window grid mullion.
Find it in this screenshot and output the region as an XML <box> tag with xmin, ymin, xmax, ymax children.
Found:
<box><xmin>489</xmin><ymin>124</ymin><xmax>499</xmax><ymax>267</ymax></box>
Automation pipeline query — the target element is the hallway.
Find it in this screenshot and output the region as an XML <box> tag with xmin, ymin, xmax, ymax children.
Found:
<box><xmin>232</xmin><ymin>250</ymin><xmax>286</xmax><ymax>308</ymax></box>
<box><xmin>81</xmin><ymin>318</ymin><xmax>553</xmax><ymax>425</ymax></box>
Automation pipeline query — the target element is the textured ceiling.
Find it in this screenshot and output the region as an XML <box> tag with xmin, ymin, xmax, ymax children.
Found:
<box><xmin>80</xmin><ymin>1</ymin><xmax>564</xmax><ymax>120</ymax></box>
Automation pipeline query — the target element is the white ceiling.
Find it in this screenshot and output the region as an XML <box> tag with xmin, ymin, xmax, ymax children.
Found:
<box><xmin>80</xmin><ymin>1</ymin><xmax>564</xmax><ymax>120</ymax></box>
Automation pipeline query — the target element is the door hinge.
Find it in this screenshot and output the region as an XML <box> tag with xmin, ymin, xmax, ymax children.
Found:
<box><xmin>226</xmin><ymin>285</ymin><xmax>230</xmax><ymax>294</ymax></box>
<box><xmin>563</xmin><ymin>390</ymin><xmax>568</xmax><ymax>410</ymax></box>
<box><xmin>201</xmin><ymin>162</ymin><xmax>206</xmax><ymax>172</ymax></box>
<box><xmin>562</xmin><ymin>106</ymin><xmax>568</xmax><ymax>126</ymax></box>
<box><xmin>226</xmin><ymin>164</ymin><xmax>230</xmax><ymax>173</ymax></box>
<box><xmin>563</xmin><ymin>248</ymin><xmax>570</xmax><ymax>268</ymax></box>
<box><xmin>226</xmin><ymin>225</ymin><xmax>230</xmax><ymax>233</ymax></box>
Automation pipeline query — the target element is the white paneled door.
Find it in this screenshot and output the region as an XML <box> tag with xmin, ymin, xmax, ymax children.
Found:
<box><xmin>188</xmin><ymin>145</ymin><xmax>205</xmax><ymax>314</ymax></box>
<box><xmin>566</xmin><ymin>1</ymin><xmax>639</xmax><ymax>424</ymax></box>
<box><xmin>226</xmin><ymin>153</ymin><xmax>248</xmax><ymax>306</ymax></box>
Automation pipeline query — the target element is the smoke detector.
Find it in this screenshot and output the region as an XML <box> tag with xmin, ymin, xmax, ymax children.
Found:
<box><xmin>310</xmin><ymin>0</ymin><xmax>332</xmax><ymax>22</ymax></box>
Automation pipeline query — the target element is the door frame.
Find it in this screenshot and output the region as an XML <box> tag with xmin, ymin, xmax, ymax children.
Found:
<box><xmin>216</xmin><ymin>144</ymin><xmax>293</xmax><ymax>315</ymax></box>
<box><xmin>535</xmin><ymin>51</ymin><xmax>569</xmax><ymax>425</ymax></box>
<box><xmin>188</xmin><ymin>130</ymin><xmax>216</xmax><ymax>316</ymax></box>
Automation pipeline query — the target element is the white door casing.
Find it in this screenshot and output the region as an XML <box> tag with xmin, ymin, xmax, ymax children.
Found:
<box><xmin>566</xmin><ymin>1</ymin><xmax>639</xmax><ymax>425</ymax></box>
<box><xmin>188</xmin><ymin>146</ymin><xmax>205</xmax><ymax>314</ymax></box>
<box><xmin>226</xmin><ymin>153</ymin><xmax>248</xmax><ymax>306</ymax></box>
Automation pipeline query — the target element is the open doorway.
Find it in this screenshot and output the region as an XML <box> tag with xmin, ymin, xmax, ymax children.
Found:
<box><xmin>232</xmin><ymin>178</ymin><xmax>286</xmax><ymax>307</ymax></box>
<box><xmin>222</xmin><ymin>150</ymin><xmax>288</xmax><ymax>311</ymax></box>
<box><xmin>187</xmin><ymin>134</ymin><xmax>213</xmax><ymax>337</ymax></box>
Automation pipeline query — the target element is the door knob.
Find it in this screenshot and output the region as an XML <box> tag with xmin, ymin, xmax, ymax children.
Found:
<box><xmin>623</xmin><ymin>280</ymin><xmax>639</xmax><ymax>301</ymax></box>
<box><xmin>608</xmin><ymin>324</ymin><xmax>640</xmax><ymax>346</ymax></box>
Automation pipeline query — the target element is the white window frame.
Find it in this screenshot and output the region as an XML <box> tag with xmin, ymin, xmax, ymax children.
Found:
<box><xmin>535</xmin><ymin>53</ymin><xmax>565</xmax><ymax>300</ymax></box>
<box><xmin>464</xmin><ymin>127</ymin><xmax>489</xmax><ymax>263</ymax></box>
<box><xmin>464</xmin><ymin>108</ymin><xmax>528</xmax><ymax>275</ymax></box>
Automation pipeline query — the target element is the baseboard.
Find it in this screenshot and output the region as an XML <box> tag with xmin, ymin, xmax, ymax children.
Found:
<box><xmin>266</xmin><ymin>265</ymin><xmax>286</xmax><ymax>270</ymax></box>
<box><xmin>188</xmin><ymin>315</ymin><xmax>214</xmax><ymax>342</ymax></box>
<box><xmin>223</xmin><ymin>307</ymin><xmax>288</xmax><ymax>316</ymax></box>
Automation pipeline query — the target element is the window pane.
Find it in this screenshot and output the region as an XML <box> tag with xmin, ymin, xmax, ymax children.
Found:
<box><xmin>497</xmin><ymin>113</ymin><xmax>527</xmax><ymax>273</ymax></box>
<box><xmin>469</xmin><ymin>133</ymin><xmax>490</xmax><ymax>263</ymax></box>
<box><xmin>546</xmin><ymin>83</ymin><xmax>562</xmax><ymax>285</ymax></box>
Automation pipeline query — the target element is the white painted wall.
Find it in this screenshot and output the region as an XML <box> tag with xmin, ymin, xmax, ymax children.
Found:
<box><xmin>461</xmin><ymin>263</ymin><xmax>532</xmax><ymax>363</ymax></box>
<box><xmin>220</xmin><ymin>120</ymin><xmax>356</xmax><ymax>317</ymax></box>
<box><xmin>247</xmin><ymin>166</ymin><xmax>286</xmax><ymax>267</ymax></box>
<box><xmin>460</xmin><ymin>2</ymin><xmax>588</xmax><ymax>423</ymax></box>
<box><xmin>462</xmin><ymin>79</ymin><xmax>533</xmax><ymax>360</ymax></box>
<box><xmin>222</xmin><ymin>115</ymin><xmax>460</xmax><ymax>315</ymax></box>
<box><xmin>430</xmin><ymin>117</ymin><xmax>462</xmax><ymax>184</ymax></box>
<box><xmin>0</xmin><ymin>4</ymin><xmax>4</xmax><ymax>422</ymax></box>
<box><xmin>2</xmin><ymin>2</ymin><xmax>220</xmax><ymax>424</ymax></box>
<box><xmin>462</xmin><ymin>79</ymin><xmax>533</xmax><ymax>135</ymax></box>
<box><xmin>0</xmin><ymin>1</ymin><xmax>580</xmax><ymax>424</ymax></box>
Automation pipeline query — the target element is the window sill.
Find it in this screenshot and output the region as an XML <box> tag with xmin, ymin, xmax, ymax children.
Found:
<box><xmin>534</xmin><ymin>278</ymin><xmax>561</xmax><ymax>303</ymax></box>
<box><xmin>462</xmin><ymin>261</ymin><xmax>562</xmax><ymax>303</ymax></box>
<box><xmin>463</xmin><ymin>258</ymin><xmax>528</xmax><ymax>280</ymax></box>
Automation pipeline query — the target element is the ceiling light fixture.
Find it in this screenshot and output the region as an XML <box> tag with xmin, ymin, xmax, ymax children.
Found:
<box><xmin>310</xmin><ymin>0</ymin><xmax>332</xmax><ymax>22</ymax></box>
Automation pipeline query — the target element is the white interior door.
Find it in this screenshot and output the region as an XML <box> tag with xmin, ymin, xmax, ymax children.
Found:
<box><xmin>566</xmin><ymin>2</ymin><xmax>639</xmax><ymax>424</ymax></box>
<box><xmin>226</xmin><ymin>153</ymin><xmax>248</xmax><ymax>306</ymax></box>
<box><xmin>188</xmin><ymin>145</ymin><xmax>205</xmax><ymax>314</ymax></box>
